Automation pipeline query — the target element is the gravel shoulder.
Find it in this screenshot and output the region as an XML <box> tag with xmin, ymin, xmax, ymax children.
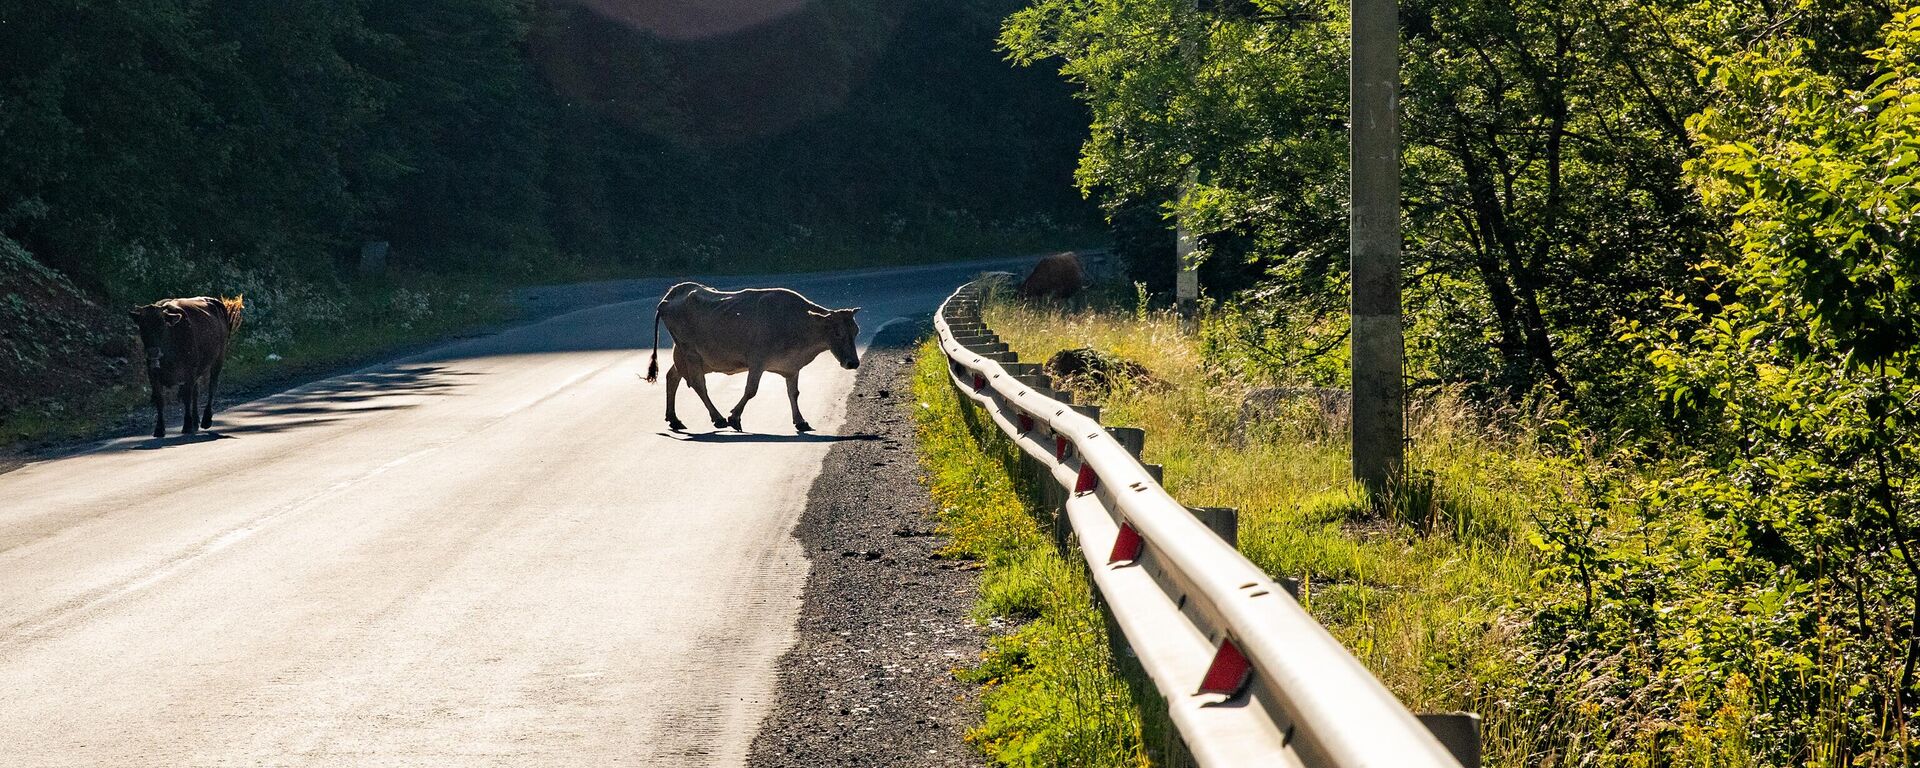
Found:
<box><xmin>748</xmin><ymin>320</ymin><xmax>986</xmax><ymax>767</ymax></box>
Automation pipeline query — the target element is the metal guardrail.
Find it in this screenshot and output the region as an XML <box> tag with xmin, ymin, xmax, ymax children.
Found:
<box><xmin>935</xmin><ymin>280</ymin><xmax>1469</xmax><ymax>768</ymax></box>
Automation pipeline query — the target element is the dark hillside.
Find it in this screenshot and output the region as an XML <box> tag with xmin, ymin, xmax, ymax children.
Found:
<box><xmin>0</xmin><ymin>0</ymin><xmax>1094</xmax><ymax>446</ymax></box>
<box><xmin>530</xmin><ymin>0</ymin><xmax>1094</xmax><ymax>270</ymax></box>
<box><xmin>0</xmin><ymin>236</ymin><xmax>137</xmax><ymax>426</ymax></box>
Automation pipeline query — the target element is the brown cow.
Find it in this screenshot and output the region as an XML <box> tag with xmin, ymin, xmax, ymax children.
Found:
<box><xmin>1018</xmin><ymin>252</ymin><xmax>1085</xmax><ymax>300</ymax></box>
<box><xmin>644</xmin><ymin>282</ymin><xmax>859</xmax><ymax>432</ymax></box>
<box><xmin>129</xmin><ymin>296</ymin><xmax>243</xmax><ymax>438</ymax></box>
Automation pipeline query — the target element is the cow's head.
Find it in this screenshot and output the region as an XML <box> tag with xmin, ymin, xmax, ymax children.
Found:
<box><xmin>813</xmin><ymin>307</ymin><xmax>861</xmax><ymax>369</ymax></box>
<box><xmin>128</xmin><ymin>304</ymin><xmax>185</xmax><ymax>371</ymax></box>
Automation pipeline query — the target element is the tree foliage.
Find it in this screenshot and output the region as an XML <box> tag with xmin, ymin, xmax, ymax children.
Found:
<box><xmin>1626</xmin><ymin>8</ymin><xmax>1920</xmax><ymax>759</ymax></box>
<box><xmin>0</xmin><ymin>0</ymin><xmax>1094</xmax><ymax>298</ymax></box>
<box><xmin>1005</xmin><ymin>0</ymin><xmax>1920</xmax><ymax>762</ymax></box>
<box><xmin>1000</xmin><ymin>0</ymin><xmax>1889</xmax><ymax>407</ymax></box>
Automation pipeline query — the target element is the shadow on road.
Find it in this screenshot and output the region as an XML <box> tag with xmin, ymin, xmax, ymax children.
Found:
<box><xmin>657</xmin><ymin>431</ymin><xmax>882</xmax><ymax>444</ymax></box>
<box><xmin>102</xmin><ymin>365</ymin><xmax>477</xmax><ymax>453</ymax></box>
<box><xmin>236</xmin><ymin>364</ymin><xmax>471</xmax><ymax>419</ymax></box>
<box><xmin>131</xmin><ymin>432</ymin><xmax>237</xmax><ymax>450</ymax></box>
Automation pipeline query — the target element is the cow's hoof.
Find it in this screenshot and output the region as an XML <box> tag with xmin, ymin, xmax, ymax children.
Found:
<box><xmin>711</xmin><ymin>416</ymin><xmax>729</xmax><ymax>429</ymax></box>
<box><xmin>200</xmin><ymin>416</ymin><xmax>213</xmax><ymax>429</ymax></box>
<box><xmin>794</xmin><ymin>421</ymin><xmax>813</xmax><ymax>433</ymax></box>
<box><xmin>152</xmin><ymin>426</ymin><xmax>166</xmax><ymax>439</ymax></box>
<box><xmin>667</xmin><ymin>418</ymin><xmax>687</xmax><ymax>432</ymax></box>
<box><xmin>726</xmin><ymin>415</ymin><xmax>743</xmax><ymax>431</ymax></box>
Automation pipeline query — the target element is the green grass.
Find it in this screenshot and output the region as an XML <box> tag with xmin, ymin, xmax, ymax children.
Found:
<box><xmin>980</xmin><ymin>297</ymin><xmax>1561</xmax><ymax>765</ymax></box>
<box><xmin>911</xmin><ymin>338</ymin><xmax>1150</xmax><ymax>767</ymax></box>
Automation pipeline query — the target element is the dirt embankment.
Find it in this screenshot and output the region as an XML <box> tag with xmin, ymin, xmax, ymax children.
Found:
<box><xmin>0</xmin><ymin>241</ymin><xmax>139</xmax><ymax>442</ymax></box>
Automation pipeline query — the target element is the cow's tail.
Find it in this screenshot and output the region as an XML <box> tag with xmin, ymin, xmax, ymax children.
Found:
<box><xmin>221</xmin><ymin>294</ymin><xmax>245</xmax><ymax>334</ymax></box>
<box><xmin>644</xmin><ymin>302</ymin><xmax>663</xmax><ymax>383</ymax></box>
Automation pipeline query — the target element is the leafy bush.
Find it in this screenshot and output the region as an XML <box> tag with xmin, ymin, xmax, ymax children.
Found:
<box><xmin>1509</xmin><ymin>9</ymin><xmax>1920</xmax><ymax>764</ymax></box>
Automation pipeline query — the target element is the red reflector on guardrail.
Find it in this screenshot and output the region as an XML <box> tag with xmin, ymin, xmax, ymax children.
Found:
<box><xmin>1075</xmin><ymin>463</ymin><xmax>1099</xmax><ymax>494</ymax></box>
<box><xmin>1055</xmin><ymin>435</ymin><xmax>1069</xmax><ymax>460</ymax></box>
<box><xmin>1198</xmin><ymin>638</ymin><xmax>1253</xmax><ymax>696</ymax></box>
<box><xmin>972</xmin><ymin>374</ymin><xmax>986</xmax><ymax>392</ymax></box>
<box><xmin>1108</xmin><ymin>522</ymin><xmax>1142</xmax><ymax>564</ymax></box>
<box><xmin>1018</xmin><ymin>413</ymin><xmax>1034</xmax><ymax>431</ymax></box>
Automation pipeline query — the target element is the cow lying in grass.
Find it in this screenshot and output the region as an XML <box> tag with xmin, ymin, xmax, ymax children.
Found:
<box><xmin>644</xmin><ymin>282</ymin><xmax>859</xmax><ymax>433</ymax></box>
<box><xmin>129</xmin><ymin>296</ymin><xmax>243</xmax><ymax>438</ymax></box>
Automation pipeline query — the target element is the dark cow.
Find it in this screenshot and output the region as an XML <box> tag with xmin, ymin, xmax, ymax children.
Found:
<box><xmin>1018</xmin><ymin>252</ymin><xmax>1086</xmax><ymax>300</ymax></box>
<box><xmin>644</xmin><ymin>282</ymin><xmax>859</xmax><ymax>432</ymax></box>
<box><xmin>129</xmin><ymin>296</ymin><xmax>243</xmax><ymax>438</ymax></box>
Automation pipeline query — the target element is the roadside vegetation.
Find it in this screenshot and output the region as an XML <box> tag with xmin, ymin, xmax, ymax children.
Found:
<box><xmin>911</xmin><ymin>339</ymin><xmax>1148</xmax><ymax>768</ymax></box>
<box><xmin>983</xmin><ymin>291</ymin><xmax>1545</xmax><ymax>720</ymax></box>
<box><xmin>998</xmin><ymin>0</ymin><xmax>1920</xmax><ymax>763</ymax></box>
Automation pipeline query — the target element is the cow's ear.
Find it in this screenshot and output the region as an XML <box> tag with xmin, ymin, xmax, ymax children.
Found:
<box><xmin>840</xmin><ymin>307</ymin><xmax>861</xmax><ymax>316</ymax></box>
<box><xmin>162</xmin><ymin>308</ymin><xmax>184</xmax><ymax>326</ymax></box>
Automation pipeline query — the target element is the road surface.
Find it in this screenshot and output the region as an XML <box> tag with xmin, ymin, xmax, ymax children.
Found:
<box><xmin>0</xmin><ymin>258</ymin><xmax>1022</xmax><ymax>766</ymax></box>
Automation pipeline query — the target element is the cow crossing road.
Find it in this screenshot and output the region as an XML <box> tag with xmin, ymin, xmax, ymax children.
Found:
<box><xmin>0</xmin><ymin>259</ymin><xmax>1028</xmax><ymax>766</ymax></box>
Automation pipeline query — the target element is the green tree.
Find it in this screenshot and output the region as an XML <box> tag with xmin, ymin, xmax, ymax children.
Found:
<box><xmin>362</xmin><ymin>0</ymin><xmax>553</xmax><ymax>270</ymax></box>
<box><xmin>1626</xmin><ymin>7</ymin><xmax>1920</xmax><ymax>758</ymax></box>
<box><xmin>0</xmin><ymin>0</ymin><xmax>222</xmax><ymax>285</ymax></box>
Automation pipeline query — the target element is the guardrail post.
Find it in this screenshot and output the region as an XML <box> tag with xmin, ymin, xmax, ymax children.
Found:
<box><xmin>1051</xmin><ymin>502</ymin><xmax>1073</xmax><ymax>552</ymax></box>
<box><xmin>1014</xmin><ymin>374</ymin><xmax>1055</xmax><ymax>395</ymax></box>
<box><xmin>1187</xmin><ymin>506</ymin><xmax>1238</xmax><ymax>549</ymax></box>
<box><xmin>1143</xmin><ymin>463</ymin><xmax>1165</xmax><ymax>484</ymax></box>
<box><xmin>1106</xmin><ymin>426</ymin><xmax>1145</xmax><ymax>458</ymax></box>
<box><xmin>1068</xmin><ymin>404</ymin><xmax>1100</xmax><ymax>422</ymax></box>
<box><xmin>1417</xmin><ymin>713</ymin><xmax>1482</xmax><ymax>768</ymax></box>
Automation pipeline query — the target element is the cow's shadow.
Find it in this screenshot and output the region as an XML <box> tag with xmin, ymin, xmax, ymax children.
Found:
<box><xmin>657</xmin><ymin>431</ymin><xmax>880</xmax><ymax>444</ymax></box>
<box><xmin>131</xmin><ymin>432</ymin><xmax>238</xmax><ymax>450</ymax></box>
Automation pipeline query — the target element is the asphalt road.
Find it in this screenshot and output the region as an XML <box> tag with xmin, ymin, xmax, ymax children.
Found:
<box><xmin>0</xmin><ymin>258</ymin><xmax>1025</xmax><ymax>766</ymax></box>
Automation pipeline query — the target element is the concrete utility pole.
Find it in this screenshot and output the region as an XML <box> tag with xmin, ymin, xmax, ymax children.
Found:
<box><xmin>1176</xmin><ymin>8</ymin><xmax>1202</xmax><ymax>333</ymax></box>
<box><xmin>1350</xmin><ymin>0</ymin><xmax>1403</xmax><ymax>495</ymax></box>
<box><xmin>1176</xmin><ymin>170</ymin><xmax>1201</xmax><ymax>333</ymax></box>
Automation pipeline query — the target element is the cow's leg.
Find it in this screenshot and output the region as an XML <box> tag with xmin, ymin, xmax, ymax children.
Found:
<box><xmin>664</xmin><ymin>365</ymin><xmax>687</xmax><ymax>431</ymax></box>
<box><xmin>682</xmin><ymin>369</ymin><xmax>728</xmax><ymax>429</ymax></box>
<box><xmin>726</xmin><ymin>367</ymin><xmax>764</xmax><ymax>431</ymax></box>
<box><xmin>202</xmin><ymin>360</ymin><xmax>223</xmax><ymax>429</ymax></box>
<box><xmin>180</xmin><ymin>376</ymin><xmax>199</xmax><ymax>435</ymax></box>
<box><xmin>149</xmin><ymin>384</ymin><xmax>167</xmax><ymax>439</ymax></box>
<box><xmin>786</xmin><ymin>372</ymin><xmax>811</xmax><ymax>432</ymax></box>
